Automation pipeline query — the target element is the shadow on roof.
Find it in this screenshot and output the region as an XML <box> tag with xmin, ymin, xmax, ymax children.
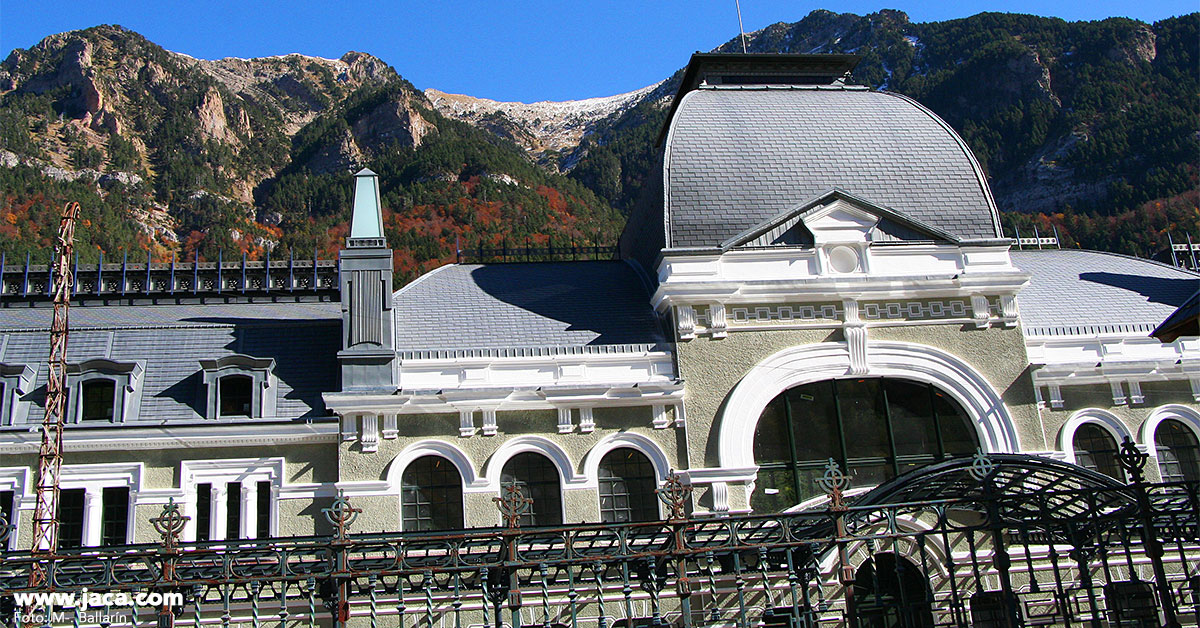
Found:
<box><xmin>1080</xmin><ymin>272</ymin><xmax>1197</xmax><ymax>308</ymax></box>
<box><xmin>468</xmin><ymin>263</ymin><xmax>667</xmax><ymax>347</ymax></box>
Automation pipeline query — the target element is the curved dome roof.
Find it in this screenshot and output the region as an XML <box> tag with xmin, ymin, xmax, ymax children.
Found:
<box><xmin>663</xmin><ymin>85</ymin><xmax>1002</xmax><ymax>248</ymax></box>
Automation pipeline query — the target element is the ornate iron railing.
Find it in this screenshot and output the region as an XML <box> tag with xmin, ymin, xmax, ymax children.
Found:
<box><xmin>0</xmin><ymin>446</ymin><xmax>1197</xmax><ymax>628</ymax></box>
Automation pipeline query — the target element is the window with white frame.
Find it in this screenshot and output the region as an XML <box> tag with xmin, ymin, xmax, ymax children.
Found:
<box><xmin>199</xmin><ymin>356</ymin><xmax>276</xmax><ymax>419</ymax></box>
<box><xmin>1155</xmin><ymin>419</ymin><xmax>1200</xmax><ymax>483</ymax></box>
<box><xmin>66</xmin><ymin>359</ymin><xmax>144</xmax><ymax>424</ymax></box>
<box><xmin>56</xmin><ymin>487</ymin><xmax>132</xmax><ymax>548</ymax></box>
<box><xmin>183</xmin><ymin>460</ymin><xmax>280</xmax><ymax>542</ymax></box>
<box><xmin>1072</xmin><ymin>423</ymin><xmax>1124</xmax><ymax>480</ymax></box>
<box><xmin>55</xmin><ymin>463</ymin><xmax>139</xmax><ymax>548</ymax></box>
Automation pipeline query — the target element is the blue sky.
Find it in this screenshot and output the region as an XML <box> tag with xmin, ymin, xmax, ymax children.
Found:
<box><xmin>1</xmin><ymin>1</ymin><xmax>1195</xmax><ymax>102</ymax></box>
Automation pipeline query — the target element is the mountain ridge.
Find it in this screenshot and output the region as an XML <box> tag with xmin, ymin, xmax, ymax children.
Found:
<box><xmin>0</xmin><ymin>11</ymin><xmax>1196</xmax><ymax>274</ymax></box>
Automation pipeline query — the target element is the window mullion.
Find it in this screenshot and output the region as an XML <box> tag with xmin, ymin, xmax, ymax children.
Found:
<box><xmin>781</xmin><ymin>388</ymin><xmax>803</xmax><ymax>505</ymax></box>
<box><xmin>929</xmin><ymin>385</ymin><xmax>946</xmax><ymax>457</ymax></box>
<box><xmin>881</xmin><ymin>383</ymin><xmax>899</xmax><ymax>478</ymax></box>
<box><xmin>832</xmin><ymin>380</ymin><xmax>848</xmax><ymax>467</ymax></box>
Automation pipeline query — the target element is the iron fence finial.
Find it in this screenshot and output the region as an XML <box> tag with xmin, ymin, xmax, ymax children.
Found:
<box><xmin>150</xmin><ymin>497</ymin><xmax>190</xmax><ymax>551</ymax></box>
<box><xmin>322</xmin><ymin>494</ymin><xmax>361</xmax><ymax>541</ymax></box>
<box><xmin>494</xmin><ymin>484</ymin><xmax>532</xmax><ymax>529</ymax></box>
<box><xmin>656</xmin><ymin>471</ymin><xmax>692</xmax><ymax>521</ymax></box>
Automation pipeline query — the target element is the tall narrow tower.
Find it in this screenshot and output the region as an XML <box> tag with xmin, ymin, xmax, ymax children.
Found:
<box><xmin>338</xmin><ymin>169</ymin><xmax>396</xmax><ymax>390</ymax></box>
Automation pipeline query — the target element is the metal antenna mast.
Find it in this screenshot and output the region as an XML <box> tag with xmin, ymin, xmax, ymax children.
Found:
<box><xmin>735</xmin><ymin>0</ymin><xmax>748</xmax><ymax>53</ymax></box>
<box><xmin>29</xmin><ymin>201</ymin><xmax>80</xmax><ymax>581</ymax></box>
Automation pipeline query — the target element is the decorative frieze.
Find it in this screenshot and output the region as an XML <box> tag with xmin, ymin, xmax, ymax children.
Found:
<box><xmin>861</xmin><ymin>299</ymin><xmax>971</xmax><ymax>321</ymax></box>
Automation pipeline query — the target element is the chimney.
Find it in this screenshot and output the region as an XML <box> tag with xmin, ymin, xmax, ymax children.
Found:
<box><xmin>338</xmin><ymin>168</ymin><xmax>396</xmax><ymax>390</ymax></box>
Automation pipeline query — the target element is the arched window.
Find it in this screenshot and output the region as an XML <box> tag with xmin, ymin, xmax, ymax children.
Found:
<box><xmin>1155</xmin><ymin>419</ymin><xmax>1200</xmax><ymax>483</ymax></box>
<box><xmin>500</xmin><ymin>452</ymin><xmax>562</xmax><ymax>527</ymax></box>
<box><xmin>218</xmin><ymin>375</ymin><xmax>253</xmax><ymax>417</ymax></box>
<box><xmin>853</xmin><ymin>553</ymin><xmax>934</xmax><ymax>628</ymax></box>
<box><xmin>598</xmin><ymin>448</ymin><xmax>659</xmax><ymax>523</ymax></box>
<box><xmin>80</xmin><ymin>379</ymin><xmax>116</xmax><ymax>421</ymax></box>
<box><xmin>1072</xmin><ymin>423</ymin><xmax>1123</xmax><ymax>480</ymax></box>
<box><xmin>752</xmin><ymin>378</ymin><xmax>978</xmax><ymax>511</ymax></box>
<box><xmin>401</xmin><ymin>455</ymin><xmax>464</xmax><ymax>531</ymax></box>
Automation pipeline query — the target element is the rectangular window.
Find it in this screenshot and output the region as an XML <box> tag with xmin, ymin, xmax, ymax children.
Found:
<box><xmin>227</xmin><ymin>481</ymin><xmax>242</xmax><ymax>540</ymax></box>
<box><xmin>57</xmin><ymin>488</ymin><xmax>85</xmax><ymax>549</ymax></box>
<box><xmin>256</xmin><ymin>481</ymin><xmax>271</xmax><ymax>538</ymax></box>
<box><xmin>101</xmin><ymin>487</ymin><xmax>129</xmax><ymax>546</ymax></box>
<box><xmin>195</xmin><ymin>483</ymin><xmax>212</xmax><ymax>542</ymax></box>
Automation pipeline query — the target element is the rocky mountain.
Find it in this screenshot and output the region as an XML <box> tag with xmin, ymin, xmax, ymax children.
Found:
<box><xmin>0</xmin><ymin>11</ymin><xmax>1196</xmax><ymax>274</ymax></box>
<box><xmin>425</xmin><ymin>83</ymin><xmax>661</xmax><ymax>168</ymax></box>
<box><xmin>0</xmin><ymin>25</ymin><xmax>620</xmax><ymax>278</ymax></box>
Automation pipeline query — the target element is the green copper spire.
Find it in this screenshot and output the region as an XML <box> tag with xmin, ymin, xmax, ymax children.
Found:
<box><xmin>349</xmin><ymin>168</ymin><xmax>385</xmax><ymax>243</ymax></box>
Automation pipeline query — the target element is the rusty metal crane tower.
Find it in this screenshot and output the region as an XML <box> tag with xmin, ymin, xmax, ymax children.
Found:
<box><xmin>29</xmin><ymin>201</ymin><xmax>80</xmax><ymax>584</ymax></box>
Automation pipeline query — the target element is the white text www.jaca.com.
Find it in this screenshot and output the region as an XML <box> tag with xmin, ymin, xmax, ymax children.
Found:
<box><xmin>11</xmin><ymin>589</ymin><xmax>185</xmax><ymax>610</ymax></box>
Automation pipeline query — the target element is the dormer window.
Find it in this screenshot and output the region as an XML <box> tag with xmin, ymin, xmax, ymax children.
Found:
<box><xmin>218</xmin><ymin>375</ymin><xmax>253</xmax><ymax>418</ymax></box>
<box><xmin>66</xmin><ymin>359</ymin><xmax>145</xmax><ymax>424</ymax></box>
<box><xmin>200</xmin><ymin>355</ymin><xmax>276</xmax><ymax>419</ymax></box>
<box><xmin>80</xmin><ymin>379</ymin><xmax>117</xmax><ymax>421</ymax></box>
<box><xmin>0</xmin><ymin>363</ymin><xmax>35</xmax><ymax>426</ymax></box>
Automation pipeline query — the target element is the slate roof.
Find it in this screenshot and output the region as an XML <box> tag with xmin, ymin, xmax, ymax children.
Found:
<box><xmin>1011</xmin><ymin>250</ymin><xmax>1200</xmax><ymax>335</ymax></box>
<box><xmin>393</xmin><ymin>262</ymin><xmax>668</xmax><ymax>358</ymax></box>
<box><xmin>0</xmin><ymin>301</ymin><xmax>342</xmax><ymax>422</ymax></box>
<box><xmin>664</xmin><ymin>85</ymin><xmax>1001</xmax><ymax>248</ymax></box>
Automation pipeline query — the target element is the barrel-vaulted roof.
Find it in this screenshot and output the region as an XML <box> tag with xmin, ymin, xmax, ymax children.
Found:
<box><xmin>663</xmin><ymin>85</ymin><xmax>1002</xmax><ymax>248</ymax></box>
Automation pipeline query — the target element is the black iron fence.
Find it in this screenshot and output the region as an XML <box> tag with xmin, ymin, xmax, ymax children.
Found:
<box><xmin>0</xmin><ymin>445</ymin><xmax>1197</xmax><ymax>628</ymax></box>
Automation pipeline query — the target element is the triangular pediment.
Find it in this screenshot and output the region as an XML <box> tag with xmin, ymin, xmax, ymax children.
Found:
<box><xmin>720</xmin><ymin>189</ymin><xmax>961</xmax><ymax>251</ymax></box>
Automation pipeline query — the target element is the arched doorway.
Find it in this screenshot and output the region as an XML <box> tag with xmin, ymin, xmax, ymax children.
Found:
<box><xmin>853</xmin><ymin>553</ymin><xmax>934</xmax><ymax>628</ymax></box>
<box><xmin>752</xmin><ymin>378</ymin><xmax>978</xmax><ymax>511</ymax></box>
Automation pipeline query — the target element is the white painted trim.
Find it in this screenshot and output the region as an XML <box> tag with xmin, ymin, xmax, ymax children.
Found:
<box><xmin>717</xmin><ymin>341</ymin><xmax>1019</xmax><ymax>472</ymax></box>
<box><xmin>385</xmin><ymin>439</ymin><xmax>486</xmax><ymax>492</ymax></box>
<box><xmin>1140</xmin><ymin>405</ymin><xmax>1200</xmax><ymax>464</ymax></box>
<box><xmin>483</xmin><ymin>435</ymin><xmax>584</xmax><ymax>493</ymax></box>
<box><xmin>179</xmin><ymin>458</ymin><xmax>283</xmax><ymax>542</ymax></box>
<box><xmin>325</xmin><ymin>383</ymin><xmax>685</xmax><ymax>416</ymax></box>
<box><xmin>1058</xmin><ymin>409</ymin><xmax>1135</xmax><ymax>465</ymax></box>
<box><xmin>0</xmin><ymin>467</ymin><xmax>29</xmax><ymax>550</ymax></box>
<box><xmin>581</xmin><ymin>432</ymin><xmax>672</xmax><ymax>492</ymax></box>
<box><xmin>0</xmin><ymin>421</ymin><xmax>339</xmax><ymax>454</ymax></box>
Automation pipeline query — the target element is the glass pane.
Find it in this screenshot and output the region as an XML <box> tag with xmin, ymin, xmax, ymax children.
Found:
<box><xmin>1073</xmin><ymin>424</ymin><xmax>1122</xmax><ymax>480</ymax></box>
<box><xmin>598</xmin><ymin>448</ymin><xmax>658</xmax><ymax>523</ymax></box>
<box><xmin>753</xmin><ymin>395</ymin><xmax>791</xmax><ymax>465</ymax></box>
<box><xmin>751</xmin><ymin>466</ymin><xmax>798</xmax><ymax>513</ymax></box>
<box><xmin>501</xmin><ymin>453</ymin><xmax>562</xmax><ymax>526</ymax></box>
<box><xmin>933</xmin><ymin>391</ymin><xmax>978</xmax><ymax>456</ymax></box>
<box><xmin>885</xmin><ymin>380</ymin><xmax>937</xmax><ymax>457</ymax></box>
<box><xmin>219</xmin><ymin>375</ymin><xmax>253</xmax><ymax>417</ymax></box>
<box><xmin>81</xmin><ymin>379</ymin><xmax>116</xmax><ymax>421</ymax></box>
<box><xmin>789</xmin><ymin>382</ymin><xmax>840</xmax><ymax>464</ymax></box>
<box><xmin>57</xmin><ymin>488</ymin><xmax>86</xmax><ymax>549</ymax></box>
<box><xmin>1156</xmin><ymin>419</ymin><xmax>1200</xmax><ymax>483</ymax></box>
<box><xmin>402</xmin><ymin>455</ymin><xmax>464</xmax><ymax>531</ymax></box>
<box><xmin>101</xmin><ymin>486</ymin><xmax>129</xmax><ymax>546</ymax></box>
<box><xmin>838</xmin><ymin>379</ymin><xmax>889</xmax><ymax>460</ymax></box>
<box><xmin>847</xmin><ymin>461</ymin><xmax>891</xmax><ymax>487</ymax></box>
